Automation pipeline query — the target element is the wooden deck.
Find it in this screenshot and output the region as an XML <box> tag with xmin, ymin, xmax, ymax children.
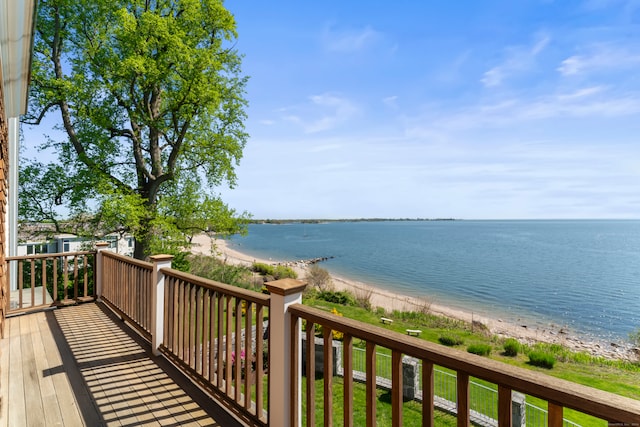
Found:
<box><xmin>0</xmin><ymin>302</ymin><xmax>245</xmax><ymax>427</ymax></box>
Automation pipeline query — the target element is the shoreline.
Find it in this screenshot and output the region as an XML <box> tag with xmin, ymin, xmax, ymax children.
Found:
<box><xmin>191</xmin><ymin>233</ymin><xmax>637</xmax><ymax>361</ymax></box>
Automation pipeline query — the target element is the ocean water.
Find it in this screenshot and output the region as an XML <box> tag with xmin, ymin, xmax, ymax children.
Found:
<box><xmin>228</xmin><ymin>220</ymin><xmax>640</xmax><ymax>344</ymax></box>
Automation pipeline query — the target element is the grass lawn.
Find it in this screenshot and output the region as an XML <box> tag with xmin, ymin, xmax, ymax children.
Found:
<box><xmin>301</xmin><ymin>376</ymin><xmax>458</xmax><ymax>426</ymax></box>
<box><xmin>303</xmin><ymin>292</ymin><xmax>640</xmax><ymax>425</ymax></box>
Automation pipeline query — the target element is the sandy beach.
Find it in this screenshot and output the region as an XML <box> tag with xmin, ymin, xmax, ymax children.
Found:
<box><xmin>191</xmin><ymin>233</ymin><xmax>637</xmax><ymax>361</ymax></box>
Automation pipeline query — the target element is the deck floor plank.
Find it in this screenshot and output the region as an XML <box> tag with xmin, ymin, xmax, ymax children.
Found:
<box><xmin>1</xmin><ymin>303</ymin><xmax>243</xmax><ymax>427</ymax></box>
<box><xmin>25</xmin><ymin>314</ymin><xmax>51</xmax><ymax>427</ymax></box>
<box><xmin>0</xmin><ymin>320</ymin><xmax>9</xmax><ymax>424</ymax></box>
<box><xmin>7</xmin><ymin>317</ymin><xmax>26</xmax><ymax>427</ymax></box>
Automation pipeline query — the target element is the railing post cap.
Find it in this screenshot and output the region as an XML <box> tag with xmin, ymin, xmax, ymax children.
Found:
<box><xmin>265</xmin><ymin>278</ymin><xmax>307</xmax><ymax>296</ymax></box>
<box><xmin>95</xmin><ymin>242</ymin><xmax>110</xmax><ymax>248</ymax></box>
<box><xmin>149</xmin><ymin>254</ymin><xmax>174</xmax><ymax>262</ymax></box>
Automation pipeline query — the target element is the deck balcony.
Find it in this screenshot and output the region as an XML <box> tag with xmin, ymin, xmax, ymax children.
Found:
<box><xmin>1</xmin><ymin>246</ymin><xmax>639</xmax><ymax>426</ymax></box>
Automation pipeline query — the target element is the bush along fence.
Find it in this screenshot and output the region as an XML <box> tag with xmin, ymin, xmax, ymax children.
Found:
<box><xmin>301</xmin><ymin>335</ymin><xmax>585</xmax><ymax>427</ymax></box>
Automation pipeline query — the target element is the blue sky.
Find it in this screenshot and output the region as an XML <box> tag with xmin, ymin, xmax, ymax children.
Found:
<box><xmin>217</xmin><ymin>0</ymin><xmax>640</xmax><ymax>220</ymax></box>
<box><xmin>21</xmin><ymin>1</ymin><xmax>640</xmax><ymax>220</ymax></box>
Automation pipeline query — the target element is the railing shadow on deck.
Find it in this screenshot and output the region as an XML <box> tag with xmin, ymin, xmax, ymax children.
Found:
<box><xmin>45</xmin><ymin>302</ymin><xmax>244</xmax><ymax>427</ymax></box>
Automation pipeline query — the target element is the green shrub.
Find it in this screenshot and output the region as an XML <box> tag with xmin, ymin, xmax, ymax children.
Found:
<box><xmin>252</xmin><ymin>262</ymin><xmax>297</xmax><ymax>280</ymax></box>
<box><xmin>273</xmin><ymin>265</ymin><xmax>297</xmax><ymax>279</ymax></box>
<box><xmin>503</xmin><ymin>338</ymin><xmax>521</xmax><ymax>357</ymax></box>
<box><xmin>189</xmin><ymin>255</ymin><xmax>253</xmax><ymax>289</ymax></box>
<box><xmin>252</xmin><ymin>262</ymin><xmax>275</xmax><ymax>276</ymax></box>
<box><xmin>438</xmin><ymin>335</ymin><xmax>464</xmax><ymax>346</ymax></box>
<box><xmin>171</xmin><ymin>251</ymin><xmax>191</xmax><ymax>272</ymax></box>
<box><xmin>528</xmin><ymin>351</ymin><xmax>556</xmax><ymax>369</ymax></box>
<box><xmin>467</xmin><ymin>344</ymin><xmax>492</xmax><ymax>356</ymax></box>
<box><xmin>318</xmin><ymin>290</ymin><xmax>355</xmax><ymax>306</ymax></box>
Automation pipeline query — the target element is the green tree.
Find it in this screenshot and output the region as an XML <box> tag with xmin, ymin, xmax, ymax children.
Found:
<box><xmin>23</xmin><ymin>0</ymin><xmax>250</xmax><ymax>258</ymax></box>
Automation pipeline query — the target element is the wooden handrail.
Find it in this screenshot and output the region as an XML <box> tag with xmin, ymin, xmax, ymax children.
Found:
<box><xmin>6</xmin><ymin>250</ymin><xmax>95</xmax><ymax>261</ymax></box>
<box><xmin>101</xmin><ymin>250</ymin><xmax>153</xmax><ymax>269</ymax></box>
<box><xmin>161</xmin><ymin>268</ymin><xmax>271</xmax><ymax>305</ymax></box>
<box><xmin>289</xmin><ymin>303</ymin><xmax>640</xmax><ymax>423</ymax></box>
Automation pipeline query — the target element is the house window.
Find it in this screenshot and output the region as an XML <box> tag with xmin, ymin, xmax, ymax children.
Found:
<box><xmin>128</xmin><ymin>237</ymin><xmax>134</xmax><ymax>247</ymax></box>
<box><xmin>27</xmin><ymin>244</ymin><xmax>46</xmax><ymax>255</ymax></box>
<box><xmin>63</xmin><ymin>240</ymin><xmax>70</xmax><ymax>252</ymax></box>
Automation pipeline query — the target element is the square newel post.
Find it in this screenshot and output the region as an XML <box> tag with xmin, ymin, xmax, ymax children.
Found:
<box><xmin>266</xmin><ymin>278</ymin><xmax>307</xmax><ymax>427</ymax></box>
<box><xmin>94</xmin><ymin>242</ymin><xmax>110</xmax><ymax>301</ymax></box>
<box><xmin>150</xmin><ymin>254</ymin><xmax>173</xmax><ymax>357</ymax></box>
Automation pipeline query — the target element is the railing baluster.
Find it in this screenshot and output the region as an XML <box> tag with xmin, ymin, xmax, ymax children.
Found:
<box><xmin>178</xmin><ymin>279</ymin><xmax>185</xmax><ymax>361</ymax></box>
<box><xmin>422</xmin><ymin>360</ymin><xmax>434</xmax><ymax>427</ymax></box>
<box><xmin>244</xmin><ymin>300</ymin><xmax>253</xmax><ymax>410</ymax></box>
<box><xmin>190</xmin><ymin>283</ymin><xmax>197</xmax><ymax>369</ymax></box>
<box><xmin>73</xmin><ymin>255</ymin><xmax>79</xmax><ymax>300</ymax></box>
<box><xmin>548</xmin><ymin>402</ymin><xmax>563</xmax><ymax>427</ymax></box>
<box><xmin>306</xmin><ymin>322</ymin><xmax>316</xmax><ymax>427</ymax></box>
<box><xmin>457</xmin><ymin>372</ymin><xmax>470</xmax><ymax>427</ymax></box>
<box><xmin>18</xmin><ymin>260</ymin><xmax>23</xmax><ymax>308</ymax></box>
<box><xmin>63</xmin><ymin>255</ymin><xmax>69</xmax><ymax>301</ymax></box>
<box><xmin>170</xmin><ymin>277</ymin><xmax>178</xmax><ymax>351</ymax></box>
<box><xmin>255</xmin><ymin>304</ymin><xmax>265</xmax><ymax>422</ymax></box>
<box><xmin>498</xmin><ymin>385</ymin><xmax>512</xmax><ymax>426</ymax></box>
<box><xmin>163</xmin><ymin>276</ymin><xmax>171</xmax><ymax>350</ymax></box>
<box><xmin>30</xmin><ymin>258</ymin><xmax>35</xmax><ymax>308</ymax></box>
<box><xmin>53</xmin><ymin>257</ymin><xmax>58</xmax><ymax>304</ymax></box>
<box><xmin>83</xmin><ymin>254</ymin><xmax>88</xmax><ymax>298</ymax></box>
<box><xmin>207</xmin><ymin>289</ymin><xmax>215</xmax><ymax>382</ymax></box>
<box><xmin>225</xmin><ymin>295</ymin><xmax>233</xmax><ymax>395</ymax></box>
<box><xmin>343</xmin><ymin>334</ymin><xmax>353</xmax><ymax>427</ymax></box>
<box><xmin>234</xmin><ymin>297</ymin><xmax>242</xmax><ymax>402</ymax></box>
<box><xmin>217</xmin><ymin>294</ymin><xmax>224</xmax><ymax>388</ymax></box>
<box><xmin>41</xmin><ymin>258</ymin><xmax>47</xmax><ymax>306</ymax></box>
<box><xmin>195</xmin><ymin>286</ymin><xmax>203</xmax><ymax>375</ymax></box>
<box><xmin>323</xmin><ymin>327</ymin><xmax>333</xmax><ymax>426</ymax></box>
<box><xmin>391</xmin><ymin>350</ymin><xmax>403</xmax><ymax>427</ymax></box>
<box><xmin>366</xmin><ymin>341</ymin><xmax>376</xmax><ymax>427</ymax></box>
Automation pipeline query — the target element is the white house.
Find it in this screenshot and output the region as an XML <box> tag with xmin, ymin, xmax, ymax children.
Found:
<box><xmin>18</xmin><ymin>233</ymin><xmax>135</xmax><ymax>257</ymax></box>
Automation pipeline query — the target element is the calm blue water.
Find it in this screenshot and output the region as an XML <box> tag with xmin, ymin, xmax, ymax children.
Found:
<box><xmin>228</xmin><ymin>220</ymin><xmax>640</xmax><ymax>343</ymax></box>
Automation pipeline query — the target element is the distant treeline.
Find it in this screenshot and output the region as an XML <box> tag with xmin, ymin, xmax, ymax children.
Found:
<box><xmin>250</xmin><ymin>218</ymin><xmax>458</xmax><ymax>224</ymax></box>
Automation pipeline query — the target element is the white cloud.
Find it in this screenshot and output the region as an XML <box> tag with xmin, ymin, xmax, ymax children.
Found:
<box><xmin>322</xmin><ymin>24</ymin><xmax>381</xmax><ymax>53</ymax></box>
<box><xmin>304</xmin><ymin>94</ymin><xmax>359</xmax><ymax>133</ymax></box>
<box><xmin>558</xmin><ymin>45</ymin><xmax>640</xmax><ymax>76</ymax></box>
<box><xmin>273</xmin><ymin>94</ymin><xmax>360</xmax><ymax>133</ymax></box>
<box><xmin>480</xmin><ymin>68</ymin><xmax>506</xmax><ymax>87</ymax></box>
<box><xmin>383</xmin><ymin>96</ymin><xmax>398</xmax><ymax>109</ymax></box>
<box><xmin>404</xmin><ymin>87</ymin><xmax>640</xmax><ymax>137</ymax></box>
<box><xmin>481</xmin><ymin>33</ymin><xmax>551</xmax><ymax>87</ymax></box>
<box><xmin>556</xmin><ymin>86</ymin><xmax>605</xmax><ymax>101</ymax></box>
